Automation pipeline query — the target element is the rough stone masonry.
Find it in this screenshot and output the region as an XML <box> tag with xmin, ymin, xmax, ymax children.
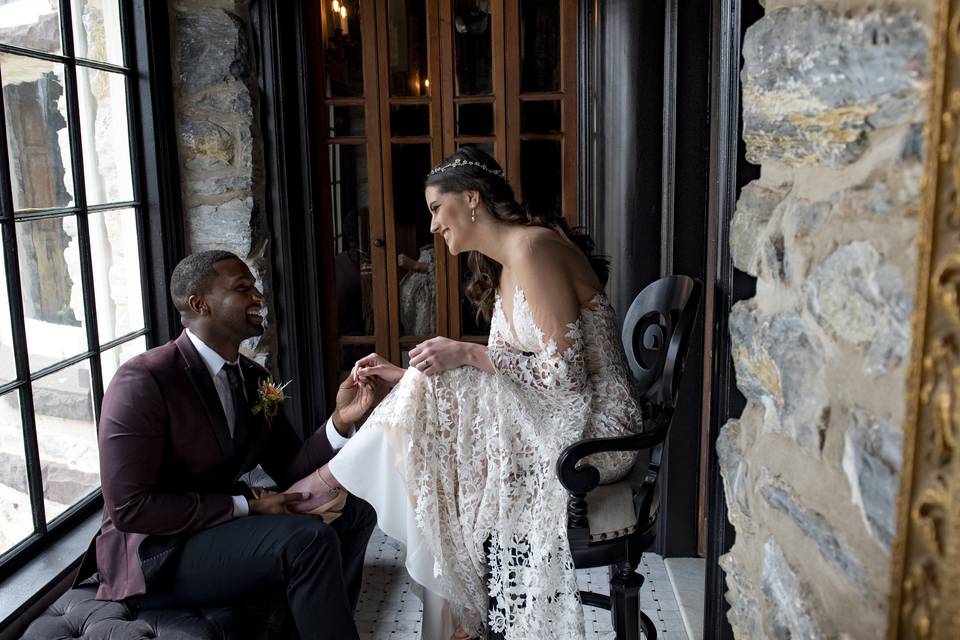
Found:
<box><xmin>719</xmin><ymin>3</ymin><xmax>928</xmax><ymax>638</ymax></box>
<box><xmin>169</xmin><ymin>0</ymin><xmax>276</xmax><ymax>363</ymax></box>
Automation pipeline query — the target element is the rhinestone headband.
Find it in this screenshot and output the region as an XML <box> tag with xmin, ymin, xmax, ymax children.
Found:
<box><xmin>427</xmin><ymin>158</ymin><xmax>505</xmax><ymax>178</ymax></box>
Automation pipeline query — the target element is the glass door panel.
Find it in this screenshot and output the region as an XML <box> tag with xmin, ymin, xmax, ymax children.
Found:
<box><xmin>453</xmin><ymin>0</ymin><xmax>492</xmax><ymax>95</ymax></box>
<box><xmin>388</xmin><ymin>0</ymin><xmax>430</xmax><ymax>96</ymax></box>
<box><xmin>329</xmin><ymin>143</ymin><xmax>374</xmax><ymax>338</ymax></box>
<box><xmin>520</xmin><ymin>0</ymin><xmax>560</xmax><ymax>92</ymax></box>
<box><xmin>323</xmin><ymin>0</ymin><xmax>365</xmax><ymax>97</ymax></box>
<box><xmin>391</xmin><ymin>143</ymin><xmax>435</xmax><ymax>338</ymax></box>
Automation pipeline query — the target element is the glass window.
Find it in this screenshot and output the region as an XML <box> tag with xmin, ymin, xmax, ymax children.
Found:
<box><xmin>521</xmin><ymin>100</ymin><xmax>561</xmax><ymax>133</ymax></box>
<box><xmin>0</xmin><ymin>3</ymin><xmax>159</xmax><ymax>573</ymax></box>
<box><xmin>0</xmin><ymin>391</ymin><xmax>32</xmax><ymax>555</ymax></box>
<box><xmin>328</xmin><ymin>105</ymin><xmax>365</xmax><ymax>137</ymax></box>
<box><xmin>456</xmin><ymin>102</ymin><xmax>493</xmax><ymax>136</ymax></box>
<box><xmin>329</xmin><ymin>143</ymin><xmax>373</xmax><ymax>337</ymax></box>
<box><xmin>0</xmin><ymin>1</ymin><xmax>62</xmax><ymax>56</ymax></box>
<box><xmin>521</xmin><ymin>139</ymin><xmax>561</xmax><ymax>218</ymax></box>
<box><xmin>17</xmin><ymin>215</ymin><xmax>87</xmax><ymax>372</ymax></box>
<box><xmin>520</xmin><ymin>0</ymin><xmax>560</xmax><ymax>92</ymax></box>
<box><xmin>453</xmin><ymin>0</ymin><xmax>492</xmax><ymax>96</ymax></box>
<box><xmin>391</xmin><ymin>143</ymin><xmax>434</xmax><ymax>337</ymax></box>
<box><xmin>387</xmin><ymin>0</ymin><xmax>428</xmax><ymax>97</ymax></box>
<box><xmin>324</xmin><ymin>0</ymin><xmax>364</xmax><ymax>98</ymax></box>
<box><xmin>0</xmin><ymin>54</ymin><xmax>75</xmax><ymax>213</ymax></box>
<box><xmin>390</xmin><ymin>104</ymin><xmax>430</xmax><ymax>137</ymax></box>
<box><xmin>34</xmin><ymin>359</ymin><xmax>97</xmax><ymax>524</ymax></box>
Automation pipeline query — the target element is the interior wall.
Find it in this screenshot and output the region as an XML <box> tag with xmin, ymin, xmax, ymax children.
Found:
<box><xmin>718</xmin><ymin>4</ymin><xmax>929</xmax><ymax>637</ymax></box>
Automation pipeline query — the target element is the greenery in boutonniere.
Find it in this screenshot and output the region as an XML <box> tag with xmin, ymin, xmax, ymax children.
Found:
<box><xmin>253</xmin><ymin>378</ymin><xmax>291</xmax><ymax>421</ymax></box>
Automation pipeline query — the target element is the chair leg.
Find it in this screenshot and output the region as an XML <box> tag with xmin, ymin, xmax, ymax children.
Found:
<box><xmin>610</xmin><ymin>561</ymin><xmax>645</xmax><ymax>640</ymax></box>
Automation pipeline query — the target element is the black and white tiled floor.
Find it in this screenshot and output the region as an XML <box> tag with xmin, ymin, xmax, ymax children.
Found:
<box><xmin>356</xmin><ymin>528</ymin><xmax>690</xmax><ymax>639</ymax></box>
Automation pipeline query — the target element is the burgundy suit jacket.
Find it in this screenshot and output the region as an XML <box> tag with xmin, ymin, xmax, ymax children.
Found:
<box><xmin>91</xmin><ymin>331</ymin><xmax>336</xmax><ymax>601</ymax></box>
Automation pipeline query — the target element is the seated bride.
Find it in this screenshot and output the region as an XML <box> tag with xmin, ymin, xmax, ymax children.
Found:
<box><xmin>287</xmin><ymin>147</ymin><xmax>643</xmax><ymax>640</ymax></box>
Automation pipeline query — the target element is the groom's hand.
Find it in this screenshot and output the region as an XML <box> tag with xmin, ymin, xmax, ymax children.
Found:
<box><xmin>249</xmin><ymin>491</ymin><xmax>310</xmax><ymax>515</ymax></box>
<box><xmin>332</xmin><ymin>375</ymin><xmax>377</xmax><ymax>434</ymax></box>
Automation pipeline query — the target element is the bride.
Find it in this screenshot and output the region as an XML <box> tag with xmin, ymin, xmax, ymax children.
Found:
<box><xmin>288</xmin><ymin>147</ymin><xmax>642</xmax><ymax>639</ymax></box>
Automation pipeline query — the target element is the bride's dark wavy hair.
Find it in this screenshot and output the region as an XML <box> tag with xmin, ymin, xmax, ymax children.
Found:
<box><xmin>425</xmin><ymin>147</ymin><xmax>609</xmax><ymax>322</ymax></box>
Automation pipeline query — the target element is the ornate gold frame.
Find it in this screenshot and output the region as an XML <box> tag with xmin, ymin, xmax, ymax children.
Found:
<box><xmin>888</xmin><ymin>1</ymin><xmax>960</xmax><ymax>637</ymax></box>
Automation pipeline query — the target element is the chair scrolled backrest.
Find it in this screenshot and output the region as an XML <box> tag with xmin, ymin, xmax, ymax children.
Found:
<box><xmin>621</xmin><ymin>275</ymin><xmax>703</xmax><ymax>410</ymax></box>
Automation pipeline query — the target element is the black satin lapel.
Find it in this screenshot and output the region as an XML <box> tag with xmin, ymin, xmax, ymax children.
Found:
<box><xmin>185</xmin><ymin>366</ymin><xmax>234</xmax><ymax>459</ymax></box>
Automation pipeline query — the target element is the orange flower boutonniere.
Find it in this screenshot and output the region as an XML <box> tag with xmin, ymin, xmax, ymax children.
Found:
<box><xmin>253</xmin><ymin>378</ymin><xmax>291</xmax><ymax>421</ymax></box>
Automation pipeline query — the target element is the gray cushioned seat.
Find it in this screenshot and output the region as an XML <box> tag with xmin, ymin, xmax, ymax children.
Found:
<box><xmin>20</xmin><ymin>582</ymin><xmax>292</xmax><ymax>639</ymax></box>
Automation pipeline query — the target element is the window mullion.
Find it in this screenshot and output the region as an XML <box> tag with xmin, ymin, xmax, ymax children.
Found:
<box><xmin>60</xmin><ymin>0</ymin><xmax>105</xmax><ymax>417</ymax></box>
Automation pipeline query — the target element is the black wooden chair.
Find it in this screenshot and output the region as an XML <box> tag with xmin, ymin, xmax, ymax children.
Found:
<box><xmin>556</xmin><ymin>275</ymin><xmax>702</xmax><ymax>640</ymax></box>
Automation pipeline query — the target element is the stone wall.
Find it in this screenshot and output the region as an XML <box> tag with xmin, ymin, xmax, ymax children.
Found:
<box><xmin>168</xmin><ymin>0</ymin><xmax>275</xmax><ymax>362</ymax></box>
<box><xmin>719</xmin><ymin>5</ymin><xmax>929</xmax><ymax>638</ymax></box>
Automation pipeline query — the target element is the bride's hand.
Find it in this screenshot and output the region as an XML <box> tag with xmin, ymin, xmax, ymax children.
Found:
<box><xmin>353</xmin><ymin>353</ymin><xmax>405</xmax><ymax>388</ymax></box>
<box><xmin>408</xmin><ymin>337</ymin><xmax>474</xmax><ymax>376</ymax></box>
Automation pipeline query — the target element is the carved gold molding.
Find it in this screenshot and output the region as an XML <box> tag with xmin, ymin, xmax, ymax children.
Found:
<box><xmin>889</xmin><ymin>0</ymin><xmax>960</xmax><ymax>637</ymax></box>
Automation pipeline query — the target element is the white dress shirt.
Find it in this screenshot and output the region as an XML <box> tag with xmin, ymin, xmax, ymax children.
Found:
<box><xmin>185</xmin><ymin>330</ymin><xmax>354</xmax><ymax>517</ymax></box>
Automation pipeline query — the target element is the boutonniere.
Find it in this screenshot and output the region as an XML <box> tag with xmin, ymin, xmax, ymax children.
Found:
<box><xmin>253</xmin><ymin>378</ymin><xmax>291</xmax><ymax>421</ymax></box>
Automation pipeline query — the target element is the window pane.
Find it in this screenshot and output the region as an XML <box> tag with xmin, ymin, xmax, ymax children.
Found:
<box><xmin>453</xmin><ymin>0</ymin><xmax>492</xmax><ymax>96</ymax></box>
<box><xmin>0</xmin><ymin>54</ymin><xmax>75</xmax><ymax>212</ymax></box>
<box><xmin>77</xmin><ymin>67</ymin><xmax>133</xmax><ymax>205</ymax></box>
<box><xmin>101</xmin><ymin>334</ymin><xmax>145</xmax><ymax>392</ymax></box>
<box><xmin>34</xmin><ymin>359</ymin><xmax>98</xmax><ymax>523</ymax></box>
<box><xmin>17</xmin><ymin>216</ymin><xmax>87</xmax><ymax>371</ymax></box>
<box><xmin>0</xmin><ymin>246</ymin><xmax>14</xmax><ymax>387</ymax></box>
<box><xmin>390</xmin><ymin>104</ymin><xmax>429</xmax><ymax>137</ymax></box>
<box><xmin>324</xmin><ymin>0</ymin><xmax>364</xmax><ymax>98</ymax></box>
<box><xmin>521</xmin><ymin>0</ymin><xmax>560</xmax><ymax>92</ymax></box>
<box><xmin>521</xmin><ymin>139</ymin><xmax>561</xmax><ymax>218</ymax></box>
<box><xmin>388</xmin><ymin>0</ymin><xmax>428</xmax><ymax>97</ymax></box>
<box><xmin>71</xmin><ymin>0</ymin><xmax>124</xmax><ymax>66</ymax></box>
<box><xmin>328</xmin><ymin>105</ymin><xmax>365</xmax><ymax>137</ymax></box>
<box><xmin>521</xmin><ymin>100</ymin><xmax>561</xmax><ymax>133</ymax></box>
<box><xmin>456</xmin><ymin>102</ymin><xmax>493</xmax><ymax>136</ymax></box>
<box><xmin>0</xmin><ymin>391</ymin><xmax>33</xmax><ymax>555</ymax></box>
<box><xmin>329</xmin><ymin>144</ymin><xmax>374</xmax><ymax>336</ymax></box>
<box><xmin>0</xmin><ymin>1</ymin><xmax>62</xmax><ymax>56</ymax></box>
<box><xmin>89</xmin><ymin>208</ymin><xmax>144</xmax><ymax>344</ymax></box>
<box><xmin>392</xmin><ymin>143</ymin><xmax>434</xmax><ymax>337</ymax></box>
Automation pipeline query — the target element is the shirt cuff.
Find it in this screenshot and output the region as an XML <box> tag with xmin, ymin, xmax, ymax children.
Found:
<box><xmin>326</xmin><ymin>415</ymin><xmax>355</xmax><ymax>451</ymax></box>
<box><xmin>232</xmin><ymin>494</ymin><xmax>249</xmax><ymax>518</ymax></box>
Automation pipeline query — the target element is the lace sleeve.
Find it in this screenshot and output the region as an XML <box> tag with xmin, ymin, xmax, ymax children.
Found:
<box><xmin>488</xmin><ymin>319</ymin><xmax>586</xmax><ymax>393</ymax></box>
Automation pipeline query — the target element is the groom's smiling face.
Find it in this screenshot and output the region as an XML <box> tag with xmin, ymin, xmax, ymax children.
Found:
<box><xmin>201</xmin><ymin>259</ymin><xmax>265</xmax><ymax>342</ymax></box>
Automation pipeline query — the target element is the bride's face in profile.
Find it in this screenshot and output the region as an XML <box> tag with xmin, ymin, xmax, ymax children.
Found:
<box><xmin>425</xmin><ymin>185</ymin><xmax>478</xmax><ymax>255</ymax></box>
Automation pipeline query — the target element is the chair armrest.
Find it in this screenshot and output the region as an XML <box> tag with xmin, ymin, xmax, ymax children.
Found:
<box><xmin>555</xmin><ymin>409</ymin><xmax>673</xmax><ymax>494</ymax></box>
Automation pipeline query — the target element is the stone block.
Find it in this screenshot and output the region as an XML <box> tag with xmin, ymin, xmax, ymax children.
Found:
<box><xmin>842</xmin><ymin>408</ymin><xmax>902</xmax><ymax>551</ymax></box>
<box><xmin>731</xmin><ymin>181</ymin><xmax>789</xmax><ymax>277</ymax></box>
<box><xmin>197</xmin><ymin>86</ymin><xmax>254</xmax><ymax>117</ymax></box>
<box><xmin>761</xmin><ymin>477</ymin><xmax>868</xmax><ymax>594</ymax></box>
<box><xmin>717</xmin><ymin>419</ymin><xmax>754</xmax><ymax>528</ymax></box>
<box><xmin>176</xmin><ymin>8</ymin><xmax>251</xmax><ymax>95</ymax></box>
<box><xmin>180</xmin><ymin>119</ymin><xmax>234</xmax><ymax>170</ymax></box>
<box><xmin>187</xmin><ymin>197</ymin><xmax>255</xmax><ymax>255</ymax></box>
<box><xmin>187</xmin><ymin>174</ymin><xmax>252</xmax><ymax>197</ymax></box>
<box><xmin>730</xmin><ymin>306</ymin><xmax>829</xmax><ymax>453</ymax></box>
<box><xmin>742</xmin><ymin>7</ymin><xmax>928</xmax><ymax>166</ymax></box>
<box><xmin>761</xmin><ymin>538</ymin><xmax>828</xmax><ymax>639</ymax></box>
<box><xmin>804</xmin><ymin>241</ymin><xmax>912</xmax><ymax>375</ymax></box>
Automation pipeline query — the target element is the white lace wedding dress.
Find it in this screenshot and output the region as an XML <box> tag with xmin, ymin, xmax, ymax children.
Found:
<box><xmin>329</xmin><ymin>287</ymin><xmax>642</xmax><ymax>639</ymax></box>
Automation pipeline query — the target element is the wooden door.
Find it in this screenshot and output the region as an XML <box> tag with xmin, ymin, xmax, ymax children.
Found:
<box><xmin>309</xmin><ymin>0</ymin><xmax>577</xmax><ymax>392</ymax></box>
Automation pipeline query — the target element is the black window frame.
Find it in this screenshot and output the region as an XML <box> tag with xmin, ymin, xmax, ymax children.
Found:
<box><xmin>0</xmin><ymin>0</ymin><xmax>182</xmax><ymax>582</ymax></box>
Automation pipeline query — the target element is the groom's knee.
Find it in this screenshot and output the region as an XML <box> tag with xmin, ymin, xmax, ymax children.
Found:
<box><xmin>282</xmin><ymin>517</ymin><xmax>340</xmax><ymax>568</ymax></box>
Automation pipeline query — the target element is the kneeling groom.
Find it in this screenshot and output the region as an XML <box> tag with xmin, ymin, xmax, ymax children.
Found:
<box><xmin>85</xmin><ymin>250</ymin><xmax>377</xmax><ymax>640</ymax></box>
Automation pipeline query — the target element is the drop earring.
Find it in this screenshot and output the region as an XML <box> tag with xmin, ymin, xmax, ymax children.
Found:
<box><xmin>471</xmin><ymin>208</ymin><xmax>477</xmax><ymax>223</ymax></box>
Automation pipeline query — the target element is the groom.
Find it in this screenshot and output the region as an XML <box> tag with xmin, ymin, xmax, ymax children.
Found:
<box><xmin>87</xmin><ymin>250</ymin><xmax>377</xmax><ymax>640</ymax></box>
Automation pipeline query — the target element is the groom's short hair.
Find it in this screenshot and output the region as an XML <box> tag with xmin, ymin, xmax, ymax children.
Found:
<box><xmin>170</xmin><ymin>250</ymin><xmax>242</xmax><ymax>311</ymax></box>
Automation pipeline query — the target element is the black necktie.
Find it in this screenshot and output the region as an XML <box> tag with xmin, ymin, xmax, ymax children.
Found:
<box><xmin>222</xmin><ymin>363</ymin><xmax>248</xmax><ymax>445</ymax></box>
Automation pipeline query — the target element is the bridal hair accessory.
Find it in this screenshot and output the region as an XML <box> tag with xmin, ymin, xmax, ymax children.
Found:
<box><xmin>428</xmin><ymin>158</ymin><xmax>504</xmax><ymax>178</ymax></box>
<box><xmin>253</xmin><ymin>377</ymin><xmax>291</xmax><ymax>421</ymax></box>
